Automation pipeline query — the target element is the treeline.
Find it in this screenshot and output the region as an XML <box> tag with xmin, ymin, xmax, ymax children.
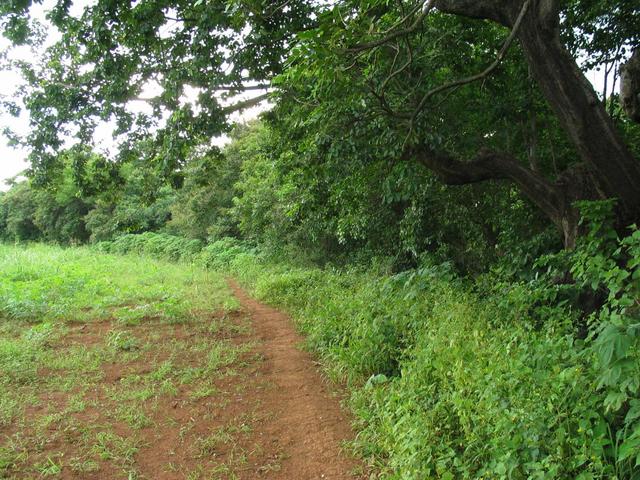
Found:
<box><xmin>0</xmin><ymin>146</ymin><xmax>175</xmax><ymax>245</ymax></box>
<box><xmin>1</xmin><ymin>119</ymin><xmax>558</xmax><ymax>275</ymax></box>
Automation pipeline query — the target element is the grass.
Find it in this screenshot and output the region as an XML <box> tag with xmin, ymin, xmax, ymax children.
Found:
<box><xmin>224</xmin><ymin>251</ymin><xmax>630</xmax><ymax>479</ymax></box>
<box><xmin>0</xmin><ymin>243</ymin><xmax>262</xmax><ymax>479</ymax></box>
<box><xmin>0</xmin><ymin>243</ymin><xmax>237</xmax><ymax>323</ymax></box>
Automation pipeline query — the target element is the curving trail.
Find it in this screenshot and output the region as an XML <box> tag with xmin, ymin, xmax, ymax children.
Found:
<box><xmin>227</xmin><ymin>279</ymin><xmax>361</xmax><ymax>480</ymax></box>
<box><xmin>0</xmin><ymin>272</ymin><xmax>362</xmax><ymax>479</ymax></box>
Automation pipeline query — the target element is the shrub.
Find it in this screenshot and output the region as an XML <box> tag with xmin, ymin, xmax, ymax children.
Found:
<box><xmin>95</xmin><ymin>233</ymin><xmax>204</xmax><ymax>262</ymax></box>
<box><xmin>199</xmin><ymin>238</ymin><xmax>252</xmax><ymax>269</ymax></box>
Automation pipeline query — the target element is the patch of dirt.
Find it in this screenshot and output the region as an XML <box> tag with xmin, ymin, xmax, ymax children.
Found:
<box><xmin>228</xmin><ymin>280</ymin><xmax>361</xmax><ymax>480</ymax></box>
<box><xmin>2</xmin><ymin>289</ymin><xmax>362</xmax><ymax>480</ymax></box>
<box><xmin>59</xmin><ymin>321</ymin><xmax>115</xmax><ymax>347</ymax></box>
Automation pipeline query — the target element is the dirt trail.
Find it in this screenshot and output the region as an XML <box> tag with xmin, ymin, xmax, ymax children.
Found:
<box><xmin>228</xmin><ymin>280</ymin><xmax>360</xmax><ymax>480</ymax></box>
<box><xmin>1</xmin><ymin>282</ymin><xmax>362</xmax><ymax>480</ymax></box>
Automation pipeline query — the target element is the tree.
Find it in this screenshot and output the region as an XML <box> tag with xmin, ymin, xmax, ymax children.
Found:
<box><xmin>281</xmin><ymin>0</ymin><xmax>640</xmax><ymax>247</ymax></box>
<box><xmin>166</xmin><ymin>125</ymin><xmax>249</xmax><ymax>241</ymax></box>
<box><xmin>0</xmin><ymin>182</ymin><xmax>40</xmax><ymax>241</ymax></box>
<box><xmin>1</xmin><ymin>0</ymin><xmax>316</xmax><ymax>178</ymax></box>
<box><xmin>3</xmin><ymin>0</ymin><xmax>639</xmax><ymax>248</ymax></box>
<box><xmin>621</xmin><ymin>48</ymin><xmax>640</xmax><ymax>122</ymax></box>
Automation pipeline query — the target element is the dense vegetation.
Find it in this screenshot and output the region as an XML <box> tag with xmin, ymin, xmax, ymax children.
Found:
<box><xmin>0</xmin><ymin>119</ymin><xmax>562</xmax><ymax>272</ymax></box>
<box><xmin>2</xmin><ymin>0</ymin><xmax>640</xmax><ymax>477</ymax></box>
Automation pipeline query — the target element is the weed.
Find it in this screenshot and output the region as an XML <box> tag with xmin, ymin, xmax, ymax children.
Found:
<box><xmin>68</xmin><ymin>456</ymin><xmax>100</xmax><ymax>473</ymax></box>
<box><xmin>107</xmin><ymin>330</ymin><xmax>139</xmax><ymax>351</ymax></box>
<box><xmin>188</xmin><ymin>383</ymin><xmax>218</xmax><ymax>401</ymax></box>
<box><xmin>35</xmin><ymin>455</ymin><xmax>62</xmax><ymax>476</ymax></box>
<box><xmin>0</xmin><ymin>443</ymin><xmax>27</xmax><ymax>473</ymax></box>
<box><xmin>66</xmin><ymin>395</ymin><xmax>86</xmax><ymax>414</ymax></box>
<box><xmin>194</xmin><ymin>428</ymin><xmax>233</xmax><ymax>457</ymax></box>
<box><xmin>90</xmin><ymin>432</ymin><xmax>140</xmax><ymax>464</ymax></box>
<box><xmin>115</xmin><ymin>407</ymin><xmax>153</xmax><ymax>429</ymax></box>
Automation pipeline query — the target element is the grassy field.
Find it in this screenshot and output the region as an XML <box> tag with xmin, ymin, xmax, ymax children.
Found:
<box><xmin>0</xmin><ymin>244</ymin><xmax>263</xmax><ymax>479</ymax></box>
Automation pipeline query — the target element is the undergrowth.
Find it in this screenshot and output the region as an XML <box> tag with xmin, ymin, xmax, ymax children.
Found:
<box><xmin>86</xmin><ymin>221</ymin><xmax>640</xmax><ymax>478</ymax></box>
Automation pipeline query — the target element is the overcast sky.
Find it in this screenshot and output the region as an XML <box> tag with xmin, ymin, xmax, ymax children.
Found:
<box><xmin>0</xmin><ymin>39</ymin><xmax>33</xmax><ymax>188</ymax></box>
<box><xmin>0</xmin><ymin>2</ymin><xmax>613</xmax><ymax>191</ymax></box>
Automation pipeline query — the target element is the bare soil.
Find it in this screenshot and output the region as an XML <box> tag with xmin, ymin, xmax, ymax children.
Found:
<box><xmin>1</xmin><ymin>282</ymin><xmax>361</xmax><ymax>480</ymax></box>
<box><xmin>228</xmin><ymin>280</ymin><xmax>360</xmax><ymax>480</ymax></box>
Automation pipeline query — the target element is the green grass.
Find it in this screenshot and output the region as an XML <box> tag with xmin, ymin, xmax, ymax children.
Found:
<box><xmin>0</xmin><ymin>243</ymin><xmax>260</xmax><ymax>479</ymax></box>
<box><xmin>0</xmin><ymin>243</ymin><xmax>237</xmax><ymax>324</ymax></box>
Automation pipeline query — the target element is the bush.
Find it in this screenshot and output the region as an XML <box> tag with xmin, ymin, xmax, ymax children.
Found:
<box><xmin>226</xmin><ymin>240</ymin><xmax>640</xmax><ymax>478</ymax></box>
<box><xmin>95</xmin><ymin>232</ymin><xmax>204</xmax><ymax>262</ymax></box>
<box><xmin>199</xmin><ymin>237</ymin><xmax>253</xmax><ymax>269</ymax></box>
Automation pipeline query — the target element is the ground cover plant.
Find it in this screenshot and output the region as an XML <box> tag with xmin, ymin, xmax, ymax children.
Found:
<box><xmin>0</xmin><ymin>244</ymin><xmax>281</xmax><ymax>479</ymax></box>
<box><xmin>93</xmin><ymin>229</ymin><xmax>640</xmax><ymax>479</ymax></box>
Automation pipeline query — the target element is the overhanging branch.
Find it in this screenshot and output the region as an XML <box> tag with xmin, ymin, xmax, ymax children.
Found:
<box><xmin>403</xmin><ymin>0</ymin><xmax>531</xmax><ymax>146</ymax></box>
<box><xmin>347</xmin><ymin>0</ymin><xmax>436</xmax><ymax>53</ymax></box>
<box><xmin>215</xmin><ymin>84</ymin><xmax>269</xmax><ymax>91</ymax></box>
<box><xmin>221</xmin><ymin>92</ymin><xmax>270</xmax><ymax>114</ymax></box>
<box><xmin>408</xmin><ymin>145</ymin><xmax>563</xmax><ymax>221</ymax></box>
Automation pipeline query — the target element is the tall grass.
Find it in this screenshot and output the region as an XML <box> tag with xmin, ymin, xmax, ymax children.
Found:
<box><xmin>0</xmin><ymin>243</ymin><xmax>236</xmax><ymax>324</ymax></box>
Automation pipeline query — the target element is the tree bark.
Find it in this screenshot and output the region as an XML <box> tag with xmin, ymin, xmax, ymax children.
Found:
<box><xmin>515</xmin><ymin>12</ymin><xmax>640</xmax><ymax>223</ymax></box>
<box><xmin>621</xmin><ymin>48</ymin><xmax>640</xmax><ymax>123</ymax></box>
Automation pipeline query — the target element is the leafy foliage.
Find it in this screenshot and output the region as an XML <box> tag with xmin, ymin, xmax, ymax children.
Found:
<box><xmin>90</xmin><ymin>224</ymin><xmax>640</xmax><ymax>478</ymax></box>
<box><xmin>95</xmin><ymin>232</ymin><xmax>203</xmax><ymax>263</ymax></box>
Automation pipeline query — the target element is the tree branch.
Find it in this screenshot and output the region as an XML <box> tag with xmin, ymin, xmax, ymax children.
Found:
<box><xmin>403</xmin><ymin>0</ymin><xmax>531</xmax><ymax>146</ymax></box>
<box><xmin>381</xmin><ymin>2</ymin><xmax>424</xmax><ymax>35</ymax></box>
<box><xmin>379</xmin><ymin>38</ymin><xmax>413</xmax><ymax>96</ymax></box>
<box><xmin>408</xmin><ymin>145</ymin><xmax>563</xmax><ymax>220</ymax></box>
<box><xmin>347</xmin><ymin>0</ymin><xmax>436</xmax><ymax>53</ymax></box>
<box><xmin>214</xmin><ymin>84</ymin><xmax>269</xmax><ymax>91</ymax></box>
<box><xmin>221</xmin><ymin>92</ymin><xmax>270</xmax><ymax>114</ymax></box>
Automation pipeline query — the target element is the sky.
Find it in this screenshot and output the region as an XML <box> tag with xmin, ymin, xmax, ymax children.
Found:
<box><xmin>0</xmin><ymin>41</ymin><xmax>33</xmax><ymax>188</ymax></box>
<box><xmin>0</xmin><ymin>2</ymin><xmax>615</xmax><ymax>191</ymax></box>
<box><xmin>1</xmin><ymin>0</ymin><xmax>66</xmax><ymax>189</ymax></box>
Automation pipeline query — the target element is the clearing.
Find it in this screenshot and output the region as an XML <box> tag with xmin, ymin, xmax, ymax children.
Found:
<box><xmin>0</xmin><ymin>245</ymin><xmax>359</xmax><ymax>479</ymax></box>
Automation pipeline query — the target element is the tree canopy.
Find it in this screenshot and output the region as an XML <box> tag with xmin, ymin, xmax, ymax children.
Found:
<box><xmin>2</xmin><ymin>0</ymin><xmax>640</xmax><ymax>250</ymax></box>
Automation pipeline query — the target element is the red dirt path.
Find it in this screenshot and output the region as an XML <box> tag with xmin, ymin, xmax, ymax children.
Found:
<box><xmin>227</xmin><ymin>280</ymin><xmax>360</xmax><ymax>480</ymax></box>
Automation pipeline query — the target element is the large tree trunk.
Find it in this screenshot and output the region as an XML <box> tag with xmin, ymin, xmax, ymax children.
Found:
<box><xmin>621</xmin><ymin>48</ymin><xmax>640</xmax><ymax>123</ymax></box>
<box><xmin>434</xmin><ymin>0</ymin><xmax>640</xmax><ymax>229</ymax></box>
<box><xmin>516</xmin><ymin>11</ymin><xmax>640</xmax><ymax>223</ymax></box>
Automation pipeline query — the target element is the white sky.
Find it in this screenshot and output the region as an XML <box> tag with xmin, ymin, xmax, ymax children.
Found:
<box><xmin>0</xmin><ymin>41</ymin><xmax>33</xmax><ymax>188</ymax></box>
<box><xmin>0</xmin><ymin>0</ymin><xmax>269</xmax><ymax>190</ymax></box>
<box><xmin>0</xmin><ymin>2</ymin><xmax>614</xmax><ymax>191</ymax></box>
